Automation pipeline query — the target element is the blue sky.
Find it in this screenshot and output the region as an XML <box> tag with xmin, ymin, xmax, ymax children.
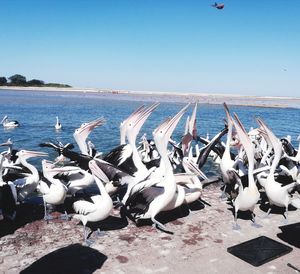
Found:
<box><xmin>0</xmin><ymin>1</ymin><xmax>299</xmax><ymax>96</ymax></box>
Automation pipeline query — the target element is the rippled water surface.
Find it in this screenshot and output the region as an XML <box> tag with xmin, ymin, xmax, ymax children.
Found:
<box><xmin>1</xmin><ymin>89</ymin><xmax>300</xmax><ymax>174</ymax></box>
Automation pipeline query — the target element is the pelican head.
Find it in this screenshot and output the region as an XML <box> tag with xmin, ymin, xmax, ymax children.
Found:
<box><xmin>42</xmin><ymin>159</ymin><xmax>80</xmax><ymax>176</ymax></box>
<box><xmin>74</xmin><ymin>117</ymin><xmax>105</xmax><ymax>137</ymax></box>
<box><xmin>17</xmin><ymin>150</ymin><xmax>48</xmax><ymax>160</ymax></box>
<box><xmin>126</xmin><ymin>102</ymin><xmax>160</xmax><ymax>143</ymax></box>
<box><xmin>89</xmin><ymin>160</ymin><xmax>109</xmax><ymax>183</ymax></box>
<box><xmin>1</xmin><ymin>115</ymin><xmax>8</xmax><ymax>124</ymax></box>
<box><xmin>153</xmin><ymin>103</ymin><xmax>190</xmax><ymax>147</ymax></box>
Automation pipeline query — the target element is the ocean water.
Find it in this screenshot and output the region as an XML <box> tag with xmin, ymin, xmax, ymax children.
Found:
<box><xmin>1</xmin><ymin>89</ymin><xmax>300</xmax><ymax>175</ymax></box>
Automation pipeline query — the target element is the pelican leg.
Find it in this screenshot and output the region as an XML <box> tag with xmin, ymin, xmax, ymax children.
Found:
<box><xmin>263</xmin><ymin>207</ymin><xmax>272</xmax><ymax>219</ymax></box>
<box><xmin>219</xmin><ymin>185</ymin><xmax>228</xmax><ymax>200</ymax></box>
<box><xmin>83</xmin><ymin>224</ymin><xmax>94</xmax><ymax>246</ymax></box>
<box><xmin>251</xmin><ymin>212</ymin><xmax>262</xmax><ymax>228</ymax></box>
<box><xmin>151</xmin><ymin>216</ymin><xmax>174</xmax><ymax>235</ymax></box>
<box><xmin>60</xmin><ymin>210</ymin><xmax>69</xmax><ymax>221</ymax></box>
<box><xmin>43</xmin><ymin>201</ymin><xmax>53</xmax><ymax>222</ymax></box>
<box><xmin>96</xmin><ymin>228</ymin><xmax>107</xmax><ymax>237</ymax></box>
<box><xmin>232</xmin><ymin>210</ymin><xmax>241</xmax><ymax>230</ymax></box>
<box><xmin>282</xmin><ymin>207</ymin><xmax>289</xmax><ymax>225</ymax></box>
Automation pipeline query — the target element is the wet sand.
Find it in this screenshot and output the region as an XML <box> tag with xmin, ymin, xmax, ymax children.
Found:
<box><xmin>1</xmin><ymin>86</ymin><xmax>300</xmax><ymax>108</ymax></box>
<box><xmin>1</xmin><ymin>182</ymin><xmax>299</xmax><ymax>274</ymax></box>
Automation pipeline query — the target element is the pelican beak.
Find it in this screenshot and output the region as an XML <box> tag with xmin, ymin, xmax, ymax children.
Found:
<box><xmin>256</xmin><ymin>118</ymin><xmax>281</xmax><ymax>149</ymax></box>
<box><xmin>1</xmin><ymin>115</ymin><xmax>8</xmax><ymax>124</ymax></box>
<box><xmin>42</xmin><ymin>160</ymin><xmax>80</xmax><ymax>173</ymax></box>
<box><xmin>186</xmin><ymin>160</ymin><xmax>208</xmax><ymax>180</ymax></box>
<box><xmin>89</xmin><ymin>160</ymin><xmax>109</xmax><ymax>183</ymax></box>
<box><xmin>20</xmin><ymin>150</ymin><xmax>48</xmax><ymax>158</ymax></box>
<box><xmin>159</xmin><ymin>103</ymin><xmax>190</xmax><ymax>142</ymax></box>
<box><xmin>188</xmin><ymin>103</ymin><xmax>197</xmax><ymax>136</ymax></box>
<box><xmin>77</xmin><ymin>117</ymin><xmax>106</xmax><ymax>135</ymax></box>
<box><xmin>121</xmin><ymin>105</ymin><xmax>145</xmax><ymax>127</ymax></box>
<box><xmin>133</xmin><ymin>102</ymin><xmax>160</xmax><ymax>131</ymax></box>
<box><xmin>223</xmin><ymin>103</ymin><xmax>233</xmax><ymax>126</ymax></box>
<box><xmin>51</xmin><ymin>165</ymin><xmax>81</xmax><ymax>173</ymax></box>
<box><xmin>0</xmin><ymin>139</ymin><xmax>12</xmax><ymax>147</ymax></box>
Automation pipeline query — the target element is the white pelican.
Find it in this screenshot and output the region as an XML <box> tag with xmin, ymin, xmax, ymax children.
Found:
<box><xmin>0</xmin><ymin>154</ymin><xmax>18</xmax><ymax>221</ymax></box>
<box><xmin>1</xmin><ymin>115</ymin><xmax>20</xmax><ymax>128</ymax></box>
<box><xmin>180</xmin><ymin>157</ymin><xmax>208</xmax><ymax>205</ymax></box>
<box><xmin>285</xmin><ymin>135</ymin><xmax>300</xmax><ymax>164</ymax></box>
<box><xmin>257</xmin><ymin>118</ymin><xmax>300</xmax><ymax>223</ymax></box>
<box><xmin>55</xmin><ymin>116</ymin><xmax>62</xmax><ymax>130</ymax></box>
<box><xmin>73</xmin><ymin>117</ymin><xmax>105</xmax><ymax>156</ymax></box>
<box><xmin>219</xmin><ymin>103</ymin><xmax>235</xmax><ymax>198</ymax></box>
<box><xmin>73</xmin><ymin>160</ymin><xmax>113</xmax><ymax>245</ymax></box>
<box><xmin>125</xmin><ymin>104</ymin><xmax>189</xmax><ymax>233</ymax></box>
<box><xmin>39</xmin><ymin>160</ymin><xmax>79</xmax><ymax>221</ymax></box>
<box><xmin>120</xmin><ymin>105</ymin><xmax>145</xmax><ymax>145</ymax></box>
<box><xmin>120</xmin><ymin>103</ymin><xmax>159</xmax><ymax>203</ymax></box>
<box><xmin>13</xmin><ymin>150</ymin><xmax>48</xmax><ymax>202</ymax></box>
<box><xmin>65</xmin><ymin>169</ymin><xmax>95</xmax><ymax>196</ymax></box>
<box><xmin>231</xmin><ymin>114</ymin><xmax>260</xmax><ymax>230</ymax></box>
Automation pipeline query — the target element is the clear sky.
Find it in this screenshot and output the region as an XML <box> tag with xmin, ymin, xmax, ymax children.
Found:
<box><xmin>1</xmin><ymin>0</ymin><xmax>299</xmax><ymax>96</ymax></box>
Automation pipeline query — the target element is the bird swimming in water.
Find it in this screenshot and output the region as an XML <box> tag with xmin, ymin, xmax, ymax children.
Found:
<box><xmin>1</xmin><ymin>115</ymin><xmax>20</xmax><ymax>128</ymax></box>
<box><xmin>55</xmin><ymin>116</ymin><xmax>62</xmax><ymax>130</ymax></box>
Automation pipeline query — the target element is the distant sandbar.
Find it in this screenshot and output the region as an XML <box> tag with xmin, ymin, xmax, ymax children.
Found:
<box><xmin>1</xmin><ymin>86</ymin><xmax>300</xmax><ymax>109</ymax></box>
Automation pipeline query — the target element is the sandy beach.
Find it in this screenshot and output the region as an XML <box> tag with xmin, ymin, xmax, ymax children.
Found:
<box><xmin>1</xmin><ymin>182</ymin><xmax>299</xmax><ymax>274</ymax></box>
<box><xmin>1</xmin><ymin>86</ymin><xmax>300</xmax><ymax>109</ymax></box>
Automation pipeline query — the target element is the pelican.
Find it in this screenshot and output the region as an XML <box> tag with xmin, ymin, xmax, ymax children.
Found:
<box><xmin>180</xmin><ymin>157</ymin><xmax>208</xmax><ymax>205</ymax></box>
<box><xmin>120</xmin><ymin>105</ymin><xmax>145</xmax><ymax>145</ymax></box>
<box><xmin>212</xmin><ymin>2</ymin><xmax>224</xmax><ymax>9</ymax></box>
<box><xmin>13</xmin><ymin>150</ymin><xmax>48</xmax><ymax>202</ymax></box>
<box><xmin>284</xmin><ymin>135</ymin><xmax>300</xmax><ymax>164</ymax></box>
<box><xmin>55</xmin><ymin>116</ymin><xmax>62</xmax><ymax>130</ymax></box>
<box><xmin>1</xmin><ymin>115</ymin><xmax>19</xmax><ymax>128</ymax></box>
<box><xmin>104</xmin><ymin>103</ymin><xmax>159</xmax><ymax>203</ymax></box>
<box><xmin>73</xmin><ymin>160</ymin><xmax>113</xmax><ymax>245</ymax></box>
<box><xmin>64</xmin><ymin>169</ymin><xmax>95</xmax><ymax>196</ymax></box>
<box><xmin>219</xmin><ymin>103</ymin><xmax>236</xmax><ymax>198</ymax></box>
<box><xmin>38</xmin><ymin>160</ymin><xmax>79</xmax><ymax>221</ymax></box>
<box><xmin>120</xmin><ymin>103</ymin><xmax>159</xmax><ymax>202</ymax></box>
<box><xmin>73</xmin><ymin>117</ymin><xmax>105</xmax><ymax>156</ymax></box>
<box><xmin>231</xmin><ymin>114</ymin><xmax>261</xmax><ymax>230</ymax></box>
<box><xmin>257</xmin><ymin>118</ymin><xmax>300</xmax><ymax>223</ymax></box>
<box><xmin>0</xmin><ymin>154</ymin><xmax>18</xmax><ymax>221</ymax></box>
<box><xmin>125</xmin><ymin>104</ymin><xmax>189</xmax><ymax>233</ymax></box>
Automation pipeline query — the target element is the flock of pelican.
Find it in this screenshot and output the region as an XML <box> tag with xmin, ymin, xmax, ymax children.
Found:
<box><xmin>1</xmin><ymin>103</ymin><xmax>300</xmax><ymax>245</ymax></box>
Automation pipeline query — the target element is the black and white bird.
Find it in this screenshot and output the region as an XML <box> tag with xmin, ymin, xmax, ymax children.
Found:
<box><xmin>1</xmin><ymin>115</ymin><xmax>20</xmax><ymax>128</ymax></box>
<box><xmin>73</xmin><ymin>160</ymin><xmax>113</xmax><ymax>245</ymax></box>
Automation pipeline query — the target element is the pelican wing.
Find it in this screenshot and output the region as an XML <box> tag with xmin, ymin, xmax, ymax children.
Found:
<box><xmin>73</xmin><ymin>200</ymin><xmax>97</xmax><ymax>215</ymax></box>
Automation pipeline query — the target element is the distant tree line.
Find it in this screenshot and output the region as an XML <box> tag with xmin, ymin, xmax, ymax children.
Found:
<box><xmin>0</xmin><ymin>74</ymin><xmax>71</xmax><ymax>88</ymax></box>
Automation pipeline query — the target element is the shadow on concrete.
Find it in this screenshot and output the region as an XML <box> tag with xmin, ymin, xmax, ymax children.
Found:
<box><xmin>0</xmin><ymin>202</ymin><xmax>44</xmax><ymax>238</ymax></box>
<box><xmin>278</xmin><ymin>222</ymin><xmax>300</xmax><ymax>248</ymax></box>
<box><xmin>20</xmin><ymin>243</ymin><xmax>107</xmax><ymax>274</ymax></box>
